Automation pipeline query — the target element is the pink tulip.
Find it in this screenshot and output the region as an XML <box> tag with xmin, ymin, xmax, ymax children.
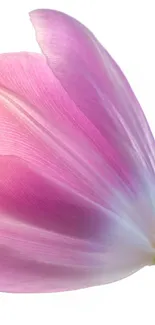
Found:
<box><xmin>0</xmin><ymin>9</ymin><xmax>154</xmax><ymax>293</ymax></box>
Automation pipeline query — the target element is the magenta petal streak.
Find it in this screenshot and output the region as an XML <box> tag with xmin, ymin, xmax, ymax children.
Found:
<box><xmin>0</xmin><ymin>10</ymin><xmax>154</xmax><ymax>292</ymax></box>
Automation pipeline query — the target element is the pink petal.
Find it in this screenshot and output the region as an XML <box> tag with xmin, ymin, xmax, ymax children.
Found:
<box><xmin>29</xmin><ymin>9</ymin><xmax>155</xmax><ymax>240</ymax></box>
<box><xmin>30</xmin><ymin>9</ymin><xmax>155</xmax><ymax>179</ymax></box>
<box><xmin>0</xmin><ymin>10</ymin><xmax>154</xmax><ymax>292</ymax></box>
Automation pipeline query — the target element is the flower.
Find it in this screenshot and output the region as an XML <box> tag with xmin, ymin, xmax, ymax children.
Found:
<box><xmin>0</xmin><ymin>9</ymin><xmax>154</xmax><ymax>293</ymax></box>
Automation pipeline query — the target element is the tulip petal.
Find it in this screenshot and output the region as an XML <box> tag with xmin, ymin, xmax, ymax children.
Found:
<box><xmin>30</xmin><ymin>9</ymin><xmax>155</xmax><ymax>177</ymax></box>
<box><xmin>0</xmin><ymin>10</ymin><xmax>154</xmax><ymax>292</ymax></box>
<box><xmin>30</xmin><ymin>10</ymin><xmax>155</xmax><ymax>233</ymax></box>
<box><xmin>0</xmin><ymin>51</ymin><xmax>152</xmax><ymax>292</ymax></box>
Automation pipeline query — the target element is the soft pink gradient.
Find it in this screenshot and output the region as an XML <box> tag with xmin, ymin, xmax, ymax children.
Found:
<box><xmin>0</xmin><ymin>9</ymin><xmax>154</xmax><ymax>292</ymax></box>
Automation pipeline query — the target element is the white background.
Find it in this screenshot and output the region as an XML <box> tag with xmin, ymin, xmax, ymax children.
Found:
<box><xmin>0</xmin><ymin>0</ymin><xmax>155</xmax><ymax>324</ymax></box>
